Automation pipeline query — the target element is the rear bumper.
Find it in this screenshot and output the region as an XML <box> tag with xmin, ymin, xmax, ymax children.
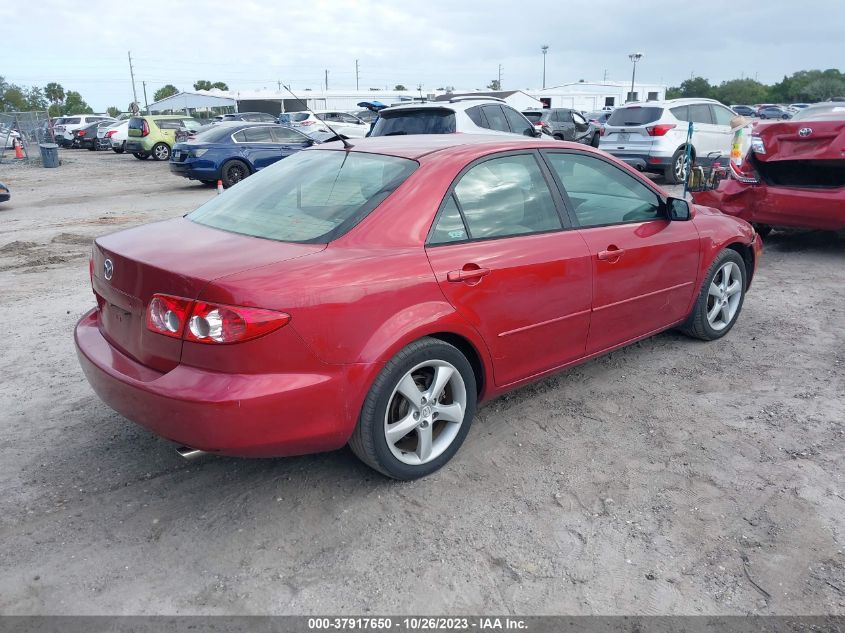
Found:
<box><xmin>691</xmin><ymin>179</ymin><xmax>845</xmax><ymax>231</ymax></box>
<box><xmin>601</xmin><ymin>150</ymin><xmax>671</xmax><ymax>172</ymax></box>
<box><xmin>74</xmin><ymin>308</ymin><xmax>354</xmax><ymax>457</ymax></box>
<box><xmin>169</xmin><ymin>160</ymin><xmax>220</xmax><ymax>181</ymax></box>
<box><xmin>124</xmin><ymin>141</ymin><xmax>148</xmax><ymax>154</ymax></box>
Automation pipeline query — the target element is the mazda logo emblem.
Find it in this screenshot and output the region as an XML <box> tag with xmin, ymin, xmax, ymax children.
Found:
<box><xmin>798</xmin><ymin>127</ymin><xmax>813</xmax><ymax>137</ymax></box>
<box><xmin>103</xmin><ymin>258</ymin><xmax>114</xmax><ymax>281</ymax></box>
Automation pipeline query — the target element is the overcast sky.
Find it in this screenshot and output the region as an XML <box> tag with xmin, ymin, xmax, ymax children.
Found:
<box><xmin>2</xmin><ymin>0</ymin><xmax>843</xmax><ymax>111</ymax></box>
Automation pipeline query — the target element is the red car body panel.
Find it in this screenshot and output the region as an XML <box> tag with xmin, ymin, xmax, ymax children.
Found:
<box><xmin>75</xmin><ymin>136</ymin><xmax>761</xmax><ymax>458</ymax></box>
<box><xmin>692</xmin><ymin>120</ymin><xmax>845</xmax><ymax>230</ymax></box>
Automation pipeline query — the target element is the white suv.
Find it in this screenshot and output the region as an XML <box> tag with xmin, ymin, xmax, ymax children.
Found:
<box><xmin>289</xmin><ymin>111</ymin><xmax>370</xmax><ymax>138</ymax></box>
<box><xmin>599</xmin><ymin>98</ymin><xmax>736</xmax><ymax>183</ymax></box>
<box><xmin>369</xmin><ymin>97</ymin><xmax>542</xmax><ymax>138</ymax></box>
<box><xmin>54</xmin><ymin>114</ymin><xmax>114</xmax><ymax>147</ymax></box>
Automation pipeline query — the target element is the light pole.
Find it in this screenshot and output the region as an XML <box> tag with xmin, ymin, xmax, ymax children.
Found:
<box><xmin>628</xmin><ymin>52</ymin><xmax>643</xmax><ymax>102</ymax></box>
<box><xmin>541</xmin><ymin>45</ymin><xmax>549</xmax><ymax>89</ymax></box>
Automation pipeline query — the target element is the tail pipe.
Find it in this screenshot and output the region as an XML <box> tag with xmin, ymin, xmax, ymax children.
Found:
<box><xmin>176</xmin><ymin>445</ymin><xmax>206</xmax><ymax>460</ymax></box>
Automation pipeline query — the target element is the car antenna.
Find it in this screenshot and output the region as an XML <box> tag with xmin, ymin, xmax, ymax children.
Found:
<box><xmin>283</xmin><ymin>85</ymin><xmax>354</xmax><ymax>150</ymax></box>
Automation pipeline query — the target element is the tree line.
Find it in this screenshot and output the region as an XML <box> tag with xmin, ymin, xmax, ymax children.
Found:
<box><xmin>666</xmin><ymin>68</ymin><xmax>845</xmax><ymax>105</ymax></box>
<box><xmin>0</xmin><ymin>78</ymin><xmax>230</xmax><ymax>116</ymax></box>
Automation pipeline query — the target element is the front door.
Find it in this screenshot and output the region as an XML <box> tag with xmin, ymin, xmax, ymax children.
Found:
<box><xmin>542</xmin><ymin>150</ymin><xmax>700</xmax><ymax>354</ymax></box>
<box><xmin>425</xmin><ymin>152</ymin><xmax>593</xmax><ymax>387</ymax></box>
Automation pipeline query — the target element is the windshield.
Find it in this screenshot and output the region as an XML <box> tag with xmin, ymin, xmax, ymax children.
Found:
<box><xmin>370</xmin><ymin>109</ymin><xmax>456</xmax><ymax>136</ymax></box>
<box><xmin>289</xmin><ymin>113</ymin><xmax>310</xmax><ymax>122</ymax></box>
<box><xmin>607</xmin><ymin>106</ymin><xmax>663</xmax><ymax>126</ymax></box>
<box><xmin>791</xmin><ymin>104</ymin><xmax>845</xmax><ymax>121</ymax></box>
<box><xmin>189</xmin><ymin>150</ymin><xmax>417</xmax><ymax>243</ymax></box>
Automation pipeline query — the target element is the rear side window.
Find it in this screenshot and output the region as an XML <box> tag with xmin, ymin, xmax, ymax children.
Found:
<box><xmin>466</xmin><ymin>105</ymin><xmax>487</xmax><ymax>127</ymax></box>
<box><xmin>156</xmin><ymin>119</ymin><xmax>183</xmax><ymax>130</ymax></box>
<box><xmin>480</xmin><ymin>105</ymin><xmax>509</xmax><ymax>132</ymax></box>
<box><xmin>670</xmin><ymin>106</ymin><xmax>689</xmax><ymax>121</ymax></box>
<box><xmin>189</xmin><ymin>150</ymin><xmax>417</xmax><ymax>243</ymax></box>
<box><xmin>371</xmin><ymin>109</ymin><xmax>456</xmax><ymax>135</ymax></box>
<box><xmin>428</xmin><ymin>196</ymin><xmax>468</xmax><ymax>244</ymax></box>
<box><xmin>240</xmin><ymin>126</ymin><xmax>274</xmax><ymax>142</ymax></box>
<box><xmin>545</xmin><ymin>153</ymin><xmax>661</xmax><ymax>227</ymax></box>
<box><xmin>503</xmin><ymin>107</ymin><xmax>534</xmax><ymax>136</ymax></box>
<box><xmin>688</xmin><ymin>104</ymin><xmax>713</xmax><ymax>124</ymax></box>
<box><xmin>447</xmin><ymin>154</ymin><xmax>562</xmax><ymax>240</ymax></box>
<box><xmin>607</xmin><ymin>107</ymin><xmax>663</xmax><ymax>126</ymax></box>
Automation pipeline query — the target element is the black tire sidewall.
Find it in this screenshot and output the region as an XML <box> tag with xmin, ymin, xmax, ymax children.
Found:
<box><xmin>222</xmin><ymin>161</ymin><xmax>248</xmax><ymax>187</ymax></box>
<box><xmin>363</xmin><ymin>340</ymin><xmax>477</xmax><ymax>480</ymax></box>
<box><xmin>152</xmin><ymin>143</ymin><xmax>170</xmax><ymax>161</ymax></box>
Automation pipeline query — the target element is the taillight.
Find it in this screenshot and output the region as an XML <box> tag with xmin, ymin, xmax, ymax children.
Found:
<box><xmin>145</xmin><ymin>294</ymin><xmax>290</xmax><ymax>344</ymax></box>
<box><xmin>106</xmin><ymin>130</ymin><xmax>117</xmax><ymax>138</ymax></box>
<box><xmin>78</xmin><ymin>130</ymin><xmax>87</xmax><ymax>136</ymax></box>
<box><xmin>185</xmin><ymin>302</ymin><xmax>290</xmax><ymax>344</ymax></box>
<box><xmin>141</xmin><ymin>120</ymin><xmax>150</xmax><ymax>137</ymax></box>
<box><xmin>146</xmin><ymin>294</ymin><xmax>193</xmax><ymax>339</ymax></box>
<box><xmin>299</xmin><ymin>120</ymin><xmax>316</xmax><ymax>126</ymax></box>
<box><xmin>646</xmin><ymin>124</ymin><xmax>676</xmax><ymax>136</ymax></box>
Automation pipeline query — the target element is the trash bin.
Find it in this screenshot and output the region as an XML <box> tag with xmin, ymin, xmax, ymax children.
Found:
<box><xmin>39</xmin><ymin>143</ymin><xmax>60</xmax><ymax>168</ymax></box>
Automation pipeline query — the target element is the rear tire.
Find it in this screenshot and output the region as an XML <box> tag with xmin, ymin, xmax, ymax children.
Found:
<box><xmin>665</xmin><ymin>147</ymin><xmax>692</xmax><ymax>185</ymax></box>
<box><xmin>113</xmin><ymin>143</ymin><xmax>125</xmax><ymax>154</ymax></box>
<box><xmin>681</xmin><ymin>249</ymin><xmax>747</xmax><ymax>341</ymax></box>
<box><xmin>151</xmin><ymin>142</ymin><xmax>170</xmax><ymax>161</ymax></box>
<box><xmin>349</xmin><ymin>337</ymin><xmax>477</xmax><ymax>480</ymax></box>
<box><xmin>590</xmin><ymin>132</ymin><xmax>600</xmax><ymax>147</ymax></box>
<box><xmin>221</xmin><ymin>160</ymin><xmax>249</xmax><ymax>188</ymax></box>
<box><xmin>133</xmin><ymin>152</ymin><xmax>148</xmax><ymax>160</ymax></box>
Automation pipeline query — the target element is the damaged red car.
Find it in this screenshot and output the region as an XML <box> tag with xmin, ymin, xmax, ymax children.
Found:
<box><xmin>76</xmin><ymin>135</ymin><xmax>761</xmax><ymax>479</ymax></box>
<box><xmin>693</xmin><ymin>102</ymin><xmax>845</xmax><ymax>234</ymax></box>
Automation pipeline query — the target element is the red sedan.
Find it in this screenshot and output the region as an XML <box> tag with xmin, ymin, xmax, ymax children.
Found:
<box><xmin>692</xmin><ymin>102</ymin><xmax>845</xmax><ymax>234</ymax></box>
<box><xmin>75</xmin><ymin>135</ymin><xmax>762</xmax><ymax>479</ymax></box>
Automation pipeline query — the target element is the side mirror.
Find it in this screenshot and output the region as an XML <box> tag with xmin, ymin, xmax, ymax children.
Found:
<box><xmin>666</xmin><ymin>197</ymin><xmax>691</xmax><ymax>221</ymax></box>
<box><xmin>527</xmin><ymin>128</ymin><xmax>542</xmax><ymax>138</ymax></box>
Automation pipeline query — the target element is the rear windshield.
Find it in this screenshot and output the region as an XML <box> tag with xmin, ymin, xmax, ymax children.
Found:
<box><xmin>607</xmin><ymin>106</ymin><xmax>663</xmax><ymax>126</ymax></box>
<box><xmin>190</xmin><ymin>126</ymin><xmax>236</xmax><ymax>143</ymax></box>
<box><xmin>289</xmin><ymin>113</ymin><xmax>310</xmax><ymax>122</ymax></box>
<box><xmin>792</xmin><ymin>105</ymin><xmax>845</xmax><ymax>121</ymax></box>
<box><xmin>189</xmin><ymin>150</ymin><xmax>418</xmax><ymax>243</ymax></box>
<box><xmin>64</xmin><ymin>117</ymin><xmax>81</xmax><ymax>124</ymax></box>
<box><xmin>371</xmin><ymin>110</ymin><xmax>456</xmax><ymax>136</ymax></box>
<box><xmin>128</xmin><ymin>117</ymin><xmax>146</xmax><ymax>131</ymax></box>
<box><xmin>522</xmin><ymin>112</ymin><xmax>543</xmax><ymax>122</ymax></box>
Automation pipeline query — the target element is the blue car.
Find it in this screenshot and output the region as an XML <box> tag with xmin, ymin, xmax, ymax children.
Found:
<box><xmin>170</xmin><ymin>122</ymin><xmax>318</xmax><ymax>187</ymax></box>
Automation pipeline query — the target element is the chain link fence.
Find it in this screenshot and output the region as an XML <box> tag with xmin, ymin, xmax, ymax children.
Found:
<box><xmin>0</xmin><ymin>111</ymin><xmax>52</xmax><ymax>162</ymax></box>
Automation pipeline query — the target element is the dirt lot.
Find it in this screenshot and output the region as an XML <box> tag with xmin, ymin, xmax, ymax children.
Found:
<box><xmin>0</xmin><ymin>148</ymin><xmax>843</xmax><ymax>615</ymax></box>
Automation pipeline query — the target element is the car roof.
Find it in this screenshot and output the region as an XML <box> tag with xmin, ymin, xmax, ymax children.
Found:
<box><xmin>620</xmin><ymin>98</ymin><xmax>723</xmax><ymax>108</ymax></box>
<box><xmin>379</xmin><ymin>99</ymin><xmax>507</xmax><ymax>113</ymax></box>
<box><xmin>312</xmin><ymin>134</ymin><xmax>576</xmax><ymax>161</ymax></box>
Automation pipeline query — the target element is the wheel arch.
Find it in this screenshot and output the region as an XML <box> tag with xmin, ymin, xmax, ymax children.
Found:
<box><xmin>222</xmin><ymin>156</ymin><xmax>254</xmax><ymax>174</ymax></box>
<box><xmin>725</xmin><ymin>241</ymin><xmax>755</xmax><ymax>289</ymax></box>
<box><xmin>425</xmin><ymin>332</ymin><xmax>486</xmax><ymax>398</ymax></box>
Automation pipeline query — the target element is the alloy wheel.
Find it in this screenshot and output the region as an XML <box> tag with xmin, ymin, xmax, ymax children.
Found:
<box><xmin>674</xmin><ymin>153</ymin><xmax>690</xmax><ymax>181</ymax></box>
<box><xmin>706</xmin><ymin>261</ymin><xmax>742</xmax><ymax>331</ymax></box>
<box><xmin>383</xmin><ymin>360</ymin><xmax>467</xmax><ymax>466</ymax></box>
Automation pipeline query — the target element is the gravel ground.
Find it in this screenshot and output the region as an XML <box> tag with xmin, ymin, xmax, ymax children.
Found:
<box><xmin>0</xmin><ymin>148</ymin><xmax>843</xmax><ymax>615</ymax></box>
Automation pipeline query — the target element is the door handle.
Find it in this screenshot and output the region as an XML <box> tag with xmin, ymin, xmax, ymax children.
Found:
<box><xmin>447</xmin><ymin>266</ymin><xmax>491</xmax><ymax>283</ymax></box>
<box><xmin>597</xmin><ymin>247</ymin><xmax>626</xmax><ymax>261</ymax></box>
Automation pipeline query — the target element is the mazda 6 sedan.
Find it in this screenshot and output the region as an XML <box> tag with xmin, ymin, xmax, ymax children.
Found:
<box><xmin>75</xmin><ymin>135</ymin><xmax>762</xmax><ymax>479</ymax></box>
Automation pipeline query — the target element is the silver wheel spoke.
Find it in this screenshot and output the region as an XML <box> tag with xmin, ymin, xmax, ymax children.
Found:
<box><xmin>436</xmin><ymin>402</ymin><xmax>463</xmax><ymax>424</ymax></box>
<box><xmin>427</xmin><ymin>365</ymin><xmax>454</xmax><ymax>401</ymax></box>
<box><xmin>396</xmin><ymin>374</ymin><xmax>423</xmax><ymax>408</ymax></box>
<box><xmin>416</xmin><ymin>424</ymin><xmax>433</xmax><ymax>462</ymax></box>
<box><xmin>708</xmin><ymin>281</ymin><xmax>721</xmax><ymax>299</ymax></box>
<box><xmin>707</xmin><ymin>302</ymin><xmax>722</xmax><ymax>323</ymax></box>
<box><xmin>726</xmin><ymin>280</ymin><xmax>741</xmax><ymax>296</ymax></box>
<box><xmin>386</xmin><ymin>412</ymin><xmax>419</xmax><ymax>444</ymax></box>
<box><xmin>720</xmin><ymin>303</ymin><xmax>731</xmax><ymax>324</ymax></box>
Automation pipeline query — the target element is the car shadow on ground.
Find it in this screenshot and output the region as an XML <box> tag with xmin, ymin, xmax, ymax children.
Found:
<box><xmin>763</xmin><ymin>228</ymin><xmax>844</xmax><ymax>254</ymax></box>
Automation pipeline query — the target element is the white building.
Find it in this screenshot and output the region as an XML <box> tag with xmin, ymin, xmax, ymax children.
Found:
<box><xmin>529</xmin><ymin>81</ymin><xmax>667</xmax><ymax>112</ymax></box>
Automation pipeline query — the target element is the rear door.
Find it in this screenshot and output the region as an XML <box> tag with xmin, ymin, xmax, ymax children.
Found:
<box><xmin>425</xmin><ymin>151</ymin><xmax>593</xmax><ymax>386</ymax></box>
<box><xmin>687</xmin><ymin>103</ymin><xmax>720</xmax><ymax>156</ymax></box>
<box><xmin>542</xmin><ymin>150</ymin><xmax>700</xmax><ymax>354</ymax></box>
<box><xmin>155</xmin><ymin>119</ymin><xmax>180</xmax><ymax>146</ymax></box>
<box><xmin>709</xmin><ymin>104</ymin><xmax>736</xmax><ymax>157</ymax></box>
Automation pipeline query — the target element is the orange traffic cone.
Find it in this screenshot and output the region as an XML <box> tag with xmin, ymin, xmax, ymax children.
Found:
<box><xmin>14</xmin><ymin>139</ymin><xmax>24</xmax><ymax>160</ymax></box>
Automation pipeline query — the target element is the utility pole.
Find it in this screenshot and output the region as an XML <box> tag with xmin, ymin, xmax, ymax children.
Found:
<box><xmin>355</xmin><ymin>60</ymin><xmax>360</xmax><ymax>91</ymax></box>
<box><xmin>142</xmin><ymin>81</ymin><xmax>149</xmax><ymax>114</ymax></box>
<box><xmin>541</xmin><ymin>45</ymin><xmax>549</xmax><ymax>89</ymax></box>
<box><xmin>603</xmin><ymin>69</ymin><xmax>608</xmax><ymax>81</ymax></box>
<box><xmin>127</xmin><ymin>51</ymin><xmax>139</xmax><ymax>108</ymax></box>
<box><xmin>498</xmin><ymin>64</ymin><xmax>502</xmax><ymax>90</ymax></box>
<box><xmin>325</xmin><ymin>69</ymin><xmax>329</xmax><ymax>91</ymax></box>
<box><xmin>628</xmin><ymin>52</ymin><xmax>643</xmax><ymax>102</ymax></box>
<box><xmin>277</xmin><ymin>79</ymin><xmax>282</xmax><ymax>91</ymax></box>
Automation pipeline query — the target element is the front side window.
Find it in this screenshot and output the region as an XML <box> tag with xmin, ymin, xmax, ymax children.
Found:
<box><xmin>545</xmin><ymin>153</ymin><xmax>661</xmax><ymax>227</ymax></box>
<box><xmin>442</xmin><ymin>154</ymin><xmax>562</xmax><ymax>241</ymax></box>
<box><xmin>711</xmin><ymin>105</ymin><xmax>734</xmax><ymax>126</ymax></box>
<box><xmin>189</xmin><ymin>150</ymin><xmax>417</xmax><ymax>243</ymax></box>
<box><xmin>240</xmin><ymin>126</ymin><xmax>274</xmax><ymax>142</ymax></box>
<box><xmin>503</xmin><ymin>107</ymin><xmax>534</xmax><ymax>136</ymax></box>
<box><xmin>272</xmin><ymin>126</ymin><xmax>308</xmax><ymax>143</ymax></box>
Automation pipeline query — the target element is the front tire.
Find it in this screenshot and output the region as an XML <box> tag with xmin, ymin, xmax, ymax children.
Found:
<box><xmin>681</xmin><ymin>249</ymin><xmax>747</xmax><ymax>341</ymax></box>
<box><xmin>349</xmin><ymin>337</ymin><xmax>477</xmax><ymax>480</ymax></box>
<box><xmin>151</xmin><ymin>142</ymin><xmax>171</xmax><ymax>161</ymax></box>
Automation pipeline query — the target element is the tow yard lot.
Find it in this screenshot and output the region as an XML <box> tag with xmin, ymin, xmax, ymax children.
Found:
<box><xmin>0</xmin><ymin>149</ymin><xmax>843</xmax><ymax>614</ymax></box>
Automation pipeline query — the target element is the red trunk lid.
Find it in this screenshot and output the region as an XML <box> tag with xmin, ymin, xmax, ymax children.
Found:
<box><xmin>753</xmin><ymin>120</ymin><xmax>845</xmax><ymax>162</ymax></box>
<box><xmin>92</xmin><ymin>218</ymin><xmax>325</xmax><ymax>372</ymax></box>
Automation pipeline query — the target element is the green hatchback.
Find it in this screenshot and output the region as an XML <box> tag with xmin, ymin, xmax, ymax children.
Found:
<box><xmin>125</xmin><ymin>115</ymin><xmax>203</xmax><ymax>161</ymax></box>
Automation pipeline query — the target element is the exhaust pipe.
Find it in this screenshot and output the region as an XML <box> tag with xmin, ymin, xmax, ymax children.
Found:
<box><xmin>176</xmin><ymin>445</ymin><xmax>206</xmax><ymax>460</ymax></box>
